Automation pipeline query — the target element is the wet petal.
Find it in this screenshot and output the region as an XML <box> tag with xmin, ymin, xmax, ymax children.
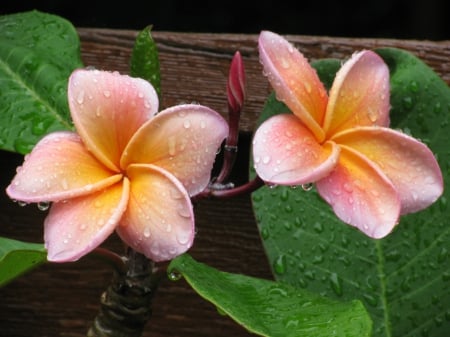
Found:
<box><xmin>333</xmin><ymin>127</ymin><xmax>443</xmax><ymax>214</ymax></box>
<box><xmin>316</xmin><ymin>146</ymin><xmax>401</xmax><ymax>239</ymax></box>
<box><xmin>121</xmin><ymin>104</ymin><xmax>228</xmax><ymax>196</ymax></box>
<box><xmin>44</xmin><ymin>179</ymin><xmax>129</xmax><ymax>262</ymax></box>
<box><xmin>324</xmin><ymin>50</ymin><xmax>390</xmax><ymax>137</ymax></box>
<box><xmin>6</xmin><ymin>132</ymin><xmax>122</xmax><ymax>203</ymax></box>
<box><xmin>116</xmin><ymin>164</ymin><xmax>194</xmax><ymax>262</ymax></box>
<box><xmin>252</xmin><ymin>114</ymin><xmax>340</xmax><ymax>185</ymax></box>
<box><xmin>258</xmin><ymin>31</ymin><xmax>327</xmax><ymax>142</ymax></box>
<box><xmin>69</xmin><ymin>69</ymin><xmax>159</xmax><ymax>171</ymax></box>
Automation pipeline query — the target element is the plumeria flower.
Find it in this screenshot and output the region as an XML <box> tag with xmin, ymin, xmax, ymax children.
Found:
<box><xmin>253</xmin><ymin>31</ymin><xmax>443</xmax><ymax>238</ymax></box>
<box><xmin>7</xmin><ymin>69</ymin><xmax>228</xmax><ymax>262</ymax></box>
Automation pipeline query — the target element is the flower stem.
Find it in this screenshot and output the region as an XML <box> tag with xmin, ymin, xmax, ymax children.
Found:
<box><xmin>195</xmin><ymin>175</ymin><xmax>265</xmax><ymax>201</ymax></box>
<box><xmin>87</xmin><ymin>248</ymin><xmax>160</xmax><ymax>337</ymax></box>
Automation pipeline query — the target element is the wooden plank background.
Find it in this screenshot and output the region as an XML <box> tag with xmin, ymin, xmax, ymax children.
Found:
<box><xmin>0</xmin><ymin>28</ymin><xmax>449</xmax><ymax>336</ymax></box>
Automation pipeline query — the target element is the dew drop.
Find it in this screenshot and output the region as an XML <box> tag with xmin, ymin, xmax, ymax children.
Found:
<box><xmin>262</xmin><ymin>156</ymin><xmax>271</xmax><ymax>164</ymax></box>
<box><xmin>183</xmin><ymin>120</ymin><xmax>191</xmax><ymax>129</ymax></box>
<box><xmin>280</xmin><ymin>57</ymin><xmax>290</xmax><ymax>69</ymax></box>
<box><xmin>17</xmin><ymin>200</ymin><xmax>28</xmax><ymax>207</ymax></box>
<box><xmin>168</xmin><ymin>137</ymin><xmax>176</xmax><ymax>156</ymax></box>
<box><xmin>273</xmin><ymin>254</ymin><xmax>287</xmax><ymax>275</ymax></box>
<box><xmin>329</xmin><ymin>272</ymin><xmax>343</xmax><ymax>296</ymax></box>
<box><xmin>177</xmin><ymin>231</ymin><xmax>190</xmax><ymax>245</ymax></box>
<box><xmin>260</xmin><ymin>227</ymin><xmax>270</xmax><ymax>240</ymax></box>
<box><xmin>37</xmin><ymin>201</ymin><xmax>50</xmax><ymax>211</ymax></box>
<box><xmin>168</xmin><ymin>270</ymin><xmax>182</xmax><ymax>281</ymax></box>
<box><xmin>301</xmin><ymin>183</ymin><xmax>313</xmax><ymax>191</ymax></box>
<box><xmin>143</xmin><ymin>227</ymin><xmax>151</xmax><ymax>238</ymax></box>
<box><xmin>76</xmin><ymin>90</ymin><xmax>85</xmax><ymax>104</ymax></box>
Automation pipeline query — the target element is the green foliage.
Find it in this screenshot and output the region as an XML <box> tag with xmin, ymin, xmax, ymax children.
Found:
<box><xmin>169</xmin><ymin>254</ymin><xmax>372</xmax><ymax>337</ymax></box>
<box><xmin>0</xmin><ymin>237</ymin><xmax>46</xmax><ymax>287</ymax></box>
<box><xmin>251</xmin><ymin>48</ymin><xmax>450</xmax><ymax>337</ymax></box>
<box><xmin>130</xmin><ymin>25</ymin><xmax>161</xmax><ymax>98</ymax></box>
<box><xmin>0</xmin><ymin>10</ymin><xmax>83</xmax><ymax>154</ymax></box>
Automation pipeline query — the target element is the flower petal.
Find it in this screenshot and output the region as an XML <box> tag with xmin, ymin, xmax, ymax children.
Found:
<box><xmin>44</xmin><ymin>179</ymin><xmax>129</xmax><ymax>262</ymax></box>
<box><xmin>258</xmin><ymin>31</ymin><xmax>327</xmax><ymax>142</ymax></box>
<box><xmin>324</xmin><ymin>50</ymin><xmax>390</xmax><ymax>137</ymax></box>
<box><xmin>121</xmin><ymin>104</ymin><xmax>228</xmax><ymax>196</ymax></box>
<box><xmin>333</xmin><ymin>127</ymin><xmax>443</xmax><ymax>214</ymax></box>
<box><xmin>316</xmin><ymin>146</ymin><xmax>401</xmax><ymax>239</ymax></box>
<box><xmin>252</xmin><ymin>114</ymin><xmax>340</xmax><ymax>185</ymax></box>
<box><xmin>116</xmin><ymin>164</ymin><xmax>194</xmax><ymax>262</ymax></box>
<box><xmin>69</xmin><ymin>69</ymin><xmax>159</xmax><ymax>171</ymax></box>
<box><xmin>6</xmin><ymin>131</ymin><xmax>122</xmax><ymax>203</ymax></box>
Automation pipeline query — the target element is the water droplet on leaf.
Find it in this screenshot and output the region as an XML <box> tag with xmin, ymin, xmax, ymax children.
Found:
<box><xmin>168</xmin><ymin>270</ymin><xmax>182</xmax><ymax>281</ymax></box>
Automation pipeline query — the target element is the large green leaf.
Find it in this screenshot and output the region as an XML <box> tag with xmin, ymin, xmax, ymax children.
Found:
<box><xmin>251</xmin><ymin>48</ymin><xmax>450</xmax><ymax>337</ymax></box>
<box><xmin>130</xmin><ymin>25</ymin><xmax>161</xmax><ymax>99</ymax></box>
<box><xmin>0</xmin><ymin>10</ymin><xmax>83</xmax><ymax>154</ymax></box>
<box><xmin>169</xmin><ymin>254</ymin><xmax>372</xmax><ymax>337</ymax></box>
<box><xmin>0</xmin><ymin>237</ymin><xmax>46</xmax><ymax>287</ymax></box>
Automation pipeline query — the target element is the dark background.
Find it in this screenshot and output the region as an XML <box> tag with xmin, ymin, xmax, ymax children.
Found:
<box><xmin>1</xmin><ymin>0</ymin><xmax>449</xmax><ymax>40</ymax></box>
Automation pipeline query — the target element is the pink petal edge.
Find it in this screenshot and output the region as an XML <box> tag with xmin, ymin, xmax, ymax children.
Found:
<box><xmin>316</xmin><ymin>146</ymin><xmax>401</xmax><ymax>239</ymax></box>
<box><xmin>69</xmin><ymin>69</ymin><xmax>159</xmax><ymax>171</ymax></box>
<box><xmin>333</xmin><ymin>127</ymin><xmax>444</xmax><ymax>214</ymax></box>
<box><xmin>252</xmin><ymin>114</ymin><xmax>340</xmax><ymax>185</ymax></box>
<box><xmin>45</xmin><ymin>179</ymin><xmax>129</xmax><ymax>262</ymax></box>
<box><xmin>258</xmin><ymin>30</ymin><xmax>327</xmax><ymax>142</ymax></box>
<box><xmin>324</xmin><ymin>50</ymin><xmax>390</xmax><ymax>136</ymax></box>
<box><xmin>6</xmin><ymin>131</ymin><xmax>122</xmax><ymax>203</ymax></box>
<box><xmin>117</xmin><ymin>164</ymin><xmax>194</xmax><ymax>262</ymax></box>
<box><xmin>121</xmin><ymin>104</ymin><xmax>229</xmax><ymax>196</ymax></box>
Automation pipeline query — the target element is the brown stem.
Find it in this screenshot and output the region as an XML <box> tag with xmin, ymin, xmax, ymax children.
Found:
<box><xmin>87</xmin><ymin>248</ymin><xmax>160</xmax><ymax>337</ymax></box>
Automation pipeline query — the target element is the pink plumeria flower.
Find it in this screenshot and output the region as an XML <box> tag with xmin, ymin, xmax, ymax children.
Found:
<box><xmin>7</xmin><ymin>69</ymin><xmax>228</xmax><ymax>262</ymax></box>
<box><xmin>253</xmin><ymin>31</ymin><xmax>443</xmax><ymax>238</ymax></box>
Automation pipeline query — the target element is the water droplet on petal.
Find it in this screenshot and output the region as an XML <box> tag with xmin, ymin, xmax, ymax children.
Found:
<box><xmin>262</xmin><ymin>156</ymin><xmax>271</xmax><ymax>164</ymax></box>
<box><xmin>301</xmin><ymin>183</ymin><xmax>313</xmax><ymax>191</ymax></box>
<box><xmin>177</xmin><ymin>231</ymin><xmax>191</xmax><ymax>245</ymax></box>
<box><xmin>103</xmin><ymin>90</ymin><xmax>111</xmax><ymax>98</ymax></box>
<box><xmin>143</xmin><ymin>227</ymin><xmax>151</xmax><ymax>238</ymax></box>
<box><xmin>76</xmin><ymin>90</ymin><xmax>85</xmax><ymax>104</ymax></box>
<box><xmin>37</xmin><ymin>201</ymin><xmax>50</xmax><ymax>211</ymax></box>
<box><xmin>16</xmin><ymin>200</ymin><xmax>28</xmax><ymax>207</ymax></box>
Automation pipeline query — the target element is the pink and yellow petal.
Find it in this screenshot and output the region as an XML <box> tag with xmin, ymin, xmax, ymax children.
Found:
<box><xmin>116</xmin><ymin>164</ymin><xmax>194</xmax><ymax>262</ymax></box>
<box><xmin>258</xmin><ymin>31</ymin><xmax>327</xmax><ymax>142</ymax></box>
<box><xmin>333</xmin><ymin>127</ymin><xmax>443</xmax><ymax>214</ymax></box>
<box><xmin>6</xmin><ymin>131</ymin><xmax>122</xmax><ymax>203</ymax></box>
<box><xmin>121</xmin><ymin>104</ymin><xmax>228</xmax><ymax>196</ymax></box>
<box><xmin>316</xmin><ymin>146</ymin><xmax>401</xmax><ymax>239</ymax></box>
<box><xmin>252</xmin><ymin>114</ymin><xmax>340</xmax><ymax>185</ymax></box>
<box><xmin>69</xmin><ymin>69</ymin><xmax>159</xmax><ymax>171</ymax></box>
<box><xmin>324</xmin><ymin>50</ymin><xmax>390</xmax><ymax>137</ymax></box>
<box><xmin>44</xmin><ymin>179</ymin><xmax>129</xmax><ymax>262</ymax></box>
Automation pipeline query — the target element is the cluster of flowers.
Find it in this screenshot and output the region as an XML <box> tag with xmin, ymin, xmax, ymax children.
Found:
<box><xmin>7</xmin><ymin>31</ymin><xmax>443</xmax><ymax>263</ymax></box>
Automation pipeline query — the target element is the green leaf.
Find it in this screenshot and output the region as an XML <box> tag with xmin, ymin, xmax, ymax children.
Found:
<box><xmin>251</xmin><ymin>48</ymin><xmax>450</xmax><ymax>337</ymax></box>
<box><xmin>0</xmin><ymin>10</ymin><xmax>83</xmax><ymax>154</ymax></box>
<box><xmin>169</xmin><ymin>254</ymin><xmax>372</xmax><ymax>337</ymax></box>
<box><xmin>0</xmin><ymin>237</ymin><xmax>46</xmax><ymax>287</ymax></box>
<box><xmin>130</xmin><ymin>25</ymin><xmax>161</xmax><ymax>98</ymax></box>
